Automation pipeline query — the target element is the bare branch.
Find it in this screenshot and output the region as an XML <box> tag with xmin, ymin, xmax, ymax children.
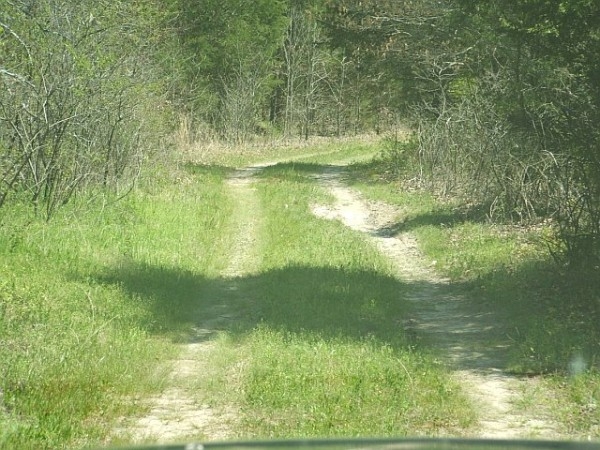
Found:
<box><xmin>0</xmin><ymin>68</ymin><xmax>35</xmax><ymax>88</ymax></box>
<box><xmin>0</xmin><ymin>19</ymin><xmax>32</xmax><ymax>61</ymax></box>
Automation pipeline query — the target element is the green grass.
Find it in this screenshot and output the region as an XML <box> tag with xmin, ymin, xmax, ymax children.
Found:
<box><xmin>241</xmin><ymin>329</ymin><xmax>467</xmax><ymax>438</ymax></box>
<box><xmin>346</xmin><ymin>147</ymin><xmax>600</xmax><ymax>438</ymax></box>
<box><xmin>549</xmin><ymin>372</ymin><xmax>600</xmax><ymax>437</ymax></box>
<box><xmin>0</xmin><ymin>139</ymin><xmax>478</xmax><ymax>448</ymax></box>
<box><xmin>20</xmin><ymin>135</ymin><xmax>600</xmax><ymax>446</ymax></box>
<box><xmin>219</xmin><ymin>162</ymin><xmax>475</xmax><ymax>438</ymax></box>
<box><xmin>0</xmin><ymin>166</ymin><xmax>232</xmax><ymax>448</ymax></box>
<box><xmin>193</xmin><ymin>136</ymin><xmax>380</xmax><ymax>168</ymax></box>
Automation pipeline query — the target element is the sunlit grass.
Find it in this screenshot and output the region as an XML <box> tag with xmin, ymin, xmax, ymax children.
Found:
<box><xmin>186</xmin><ymin>135</ymin><xmax>381</xmax><ymax>168</ymax></box>
<box><xmin>414</xmin><ymin>222</ymin><xmax>541</xmax><ymax>281</ymax></box>
<box><xmin>241</xmin><ymin>328</ymin><xmax>470</xmax><ymax>438</ymax></box>
<box><xmin>222</xmin><ymin>163</ymin><xmax>475</xmax><ymax>438</ymax></box>
<box><xmin>16</xmin><ymin>136</ymin><xmax>598</xmax><ymax>446</ymax></box>
<box><xmin>0</xmin><ymin>166</ymin><xmax>232</xmax><ymax>448</ymax></box>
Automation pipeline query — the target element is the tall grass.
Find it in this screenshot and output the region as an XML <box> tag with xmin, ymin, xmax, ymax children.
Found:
<box><xmin>0</xmin><ymin>165</ymin><xmax>232</xmax><ymax>448</ymax></box>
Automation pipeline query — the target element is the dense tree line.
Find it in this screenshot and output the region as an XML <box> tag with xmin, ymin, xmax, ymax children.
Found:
<box><xmin>167</xmin><ymin>0</ymin><xmax>381</xmax><ymax>140</ymax></box>
<box><xmin>2</xmin><ymin>0</ymin><xmax>599</xmax><ymax>263</ymax></box>
<box><xmin>320</xmin><ymin>0</ymin><xmax>600</xmax><ymax>265</ymax></box>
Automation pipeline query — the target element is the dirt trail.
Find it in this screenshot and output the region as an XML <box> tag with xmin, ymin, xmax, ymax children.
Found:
<box><xmin>114</xmin><ymin>159</ymin><xmax>561</xmax><ymax>443</ymax></box>
<box><xmin>113</xmin><ymin>166</ymin><xmax>264</xmax><ymax>444</ymax></box>
<box><xmin>311</xmin><ymin>166</ymin><xmax>561</xmax><ymax>439</ymax></box>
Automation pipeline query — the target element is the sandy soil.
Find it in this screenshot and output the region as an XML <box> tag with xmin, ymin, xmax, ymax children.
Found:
<box><xmin>310</xmin><ymin>165</ymin><xmax>561</xmax><ymax>439</ymax></box>
<box><xmin>111</xmin><ymin>166</ymin><xmax>265</xmax><ymax>444</ymax></box>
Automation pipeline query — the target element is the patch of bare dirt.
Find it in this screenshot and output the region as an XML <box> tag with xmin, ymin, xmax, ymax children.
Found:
<box><xmin>113</xmin><ymin>340</ymin><xmax>235</xmax><ymax>443</ymax></box>
<box><xmin>310</xmin><ymin>166</ymin><xmax>561</xmax><ymax>439</ymax></box>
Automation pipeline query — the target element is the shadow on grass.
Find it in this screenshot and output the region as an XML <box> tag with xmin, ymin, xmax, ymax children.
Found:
<box><xmin>342</xmin><ymin>157</ymin><xmax>404</xmax><ymax>185</ymax></box>
<box><xmin>96</xmin><ymin>262</ymin><xmax>411</xmax><ymax>348</ymax></box>
<box><xmin>459</xmin><ymin>258</ymin><xmax>600</xmax><ymax>374</ymax></box>
<box><xmin>378</xmin><ymin>204</ymin><xmax>492</xmax><ymax>236</ymax></box>
<box><xmin>257</xmin><ymin>161</ymin><xmax>348</xmax><ymax>183</ymax></box>
<box><xmin>96</xmin><ymin>159</ymin><xmax>600</xmax><ymax>376</ymax></box>
<box><xmin>92</xmin><ymin>259</ymin><xmax>548</xmax><ymax>374</ymax></box>
<box><xmin>183</xmin><ymin>162</ymin><xmax>236</xmax><ymax>177</ymax></box>
<box><xmin>96</xmin><ymin>263</ymin><xmax>210</xmax><ymax>339</ymax></box>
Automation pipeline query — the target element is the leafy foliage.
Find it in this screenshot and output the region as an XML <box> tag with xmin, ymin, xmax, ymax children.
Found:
<box><xmin>329</xmin><ymin>0</ymin><xmax>600</xmax><ymax>265</ymax></box>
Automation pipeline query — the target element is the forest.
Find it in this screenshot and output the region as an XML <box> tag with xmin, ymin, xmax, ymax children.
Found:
<box><xmin>3</xmin><ymin>1</ymin><xmax>600</xmax><ymax>447</ymax></box>
<box><xmin>1</xmin><ymin>0</ymin><xmax>600</xmax><ymax>263</ymax></box>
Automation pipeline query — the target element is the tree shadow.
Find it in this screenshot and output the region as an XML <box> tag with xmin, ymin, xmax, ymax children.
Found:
<box><xmin>183</xmin><ymin>163</ymin><xmax>236</xmax><ymax>177</ymax></box>
<box><xmin>458</xmin><ymin>258</ymin><xmax>600</xmax><ymax>374</ymax></box>
<box><xmin>93</xmin><ymin>259</ymin><xmax>530</xmax><ymax>374</ymax></box>
<box><xmin>257</xmin><ymin>162</ymin><xmax>348</xmax><ymax>183</ymax></box>
<box><xmin>375</xmin><ymin>204</ymin><xmax>492</xmax><ymax>236</ymax></box>
<box><xmin>244</xmin><ymin>264</ymin><xmax>410</xmax><ymax>344</ymax></box>
<box><xmin>96</xmin><ymin>262</ymin><xmax>212</xmax><ymax>340</ymax></box>
<box><xmin>95</xmin><ymin>261</ymin><xmax>412</xmax><ymax>348</ymax></box>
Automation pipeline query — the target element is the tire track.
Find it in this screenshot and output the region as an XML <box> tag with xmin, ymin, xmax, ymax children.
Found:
<box><xmin>113</xmin><ymin>166</ymin><xmax>264</xmax><ymax>444</ymax></box>
<box><xmin>311</xmin><ymin>165</ymin><xmax>561</xmax><ymax>439</ymax></box>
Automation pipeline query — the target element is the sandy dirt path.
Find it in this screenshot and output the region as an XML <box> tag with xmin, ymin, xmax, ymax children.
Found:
<box><xmin>310</xmin><ymin>165</ymin><xmax>561</xmax><ymax>439</ymax></box>
<box><xmin>114</xmin><ymin>159</ymin><xmax>561</xmax><ymax>444</ymax></box>
<box><xmin>112</xmin><ymin>166</ymin><xmax>264</xmax><ymax>444</ymax></box>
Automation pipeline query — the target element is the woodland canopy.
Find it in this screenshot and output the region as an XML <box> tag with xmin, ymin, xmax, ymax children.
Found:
<box><xmin>1</xmin><ymin>0</ymin><xmax>599</xmax><ymax>263</ymax></box>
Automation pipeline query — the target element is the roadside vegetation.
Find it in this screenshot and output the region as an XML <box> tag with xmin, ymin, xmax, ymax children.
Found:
<box><xmin>0</xmin><ymin>163</ymin><xmax>233</xmax><ymax>448</ymax></box>
<box><xmin>345</xmin><ymin>141</ymin><xmax>600</xmax><ymax>438</ymax></box>
<box><xmin>3</xmin><ymin>0</ymin><xmax>600</xmax><ymax>445</ymax></box>
<box><xmin>2</xmin><ymin>134</ymin><xmax>600</xmax><ymax>447</ymax></box>
<box><xmin>1</xmin><ymin>140</ymin><xmax>476</xmax><ymax>448</ymax></box>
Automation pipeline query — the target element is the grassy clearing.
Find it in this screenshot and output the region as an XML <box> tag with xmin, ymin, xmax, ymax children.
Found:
<box><xmin>11</xmin><ymin>135</ymin><xmax>600</xmax><ymax>446</ymax></box>
<box><xmin>0</xmin><ymin>139</ymin><xmax>475</xmax><ymax>448</ymax></box>
<box><xmin>0</xmin><ymin>165</ymin><xmax>232</xmax><ymax>448</ymax></box>
<box><xmin>346</xmin><ymin>142</ymin><xmax>600</xmax><ymax>438</ymax></box>
<box><xmin>214</xmin><ymin>163</ymin><xmax>476</xmax><ymax>438</ymax></box>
